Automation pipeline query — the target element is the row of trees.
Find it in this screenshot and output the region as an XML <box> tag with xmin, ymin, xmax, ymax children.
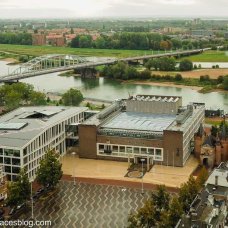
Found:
<box><xmin>7</xmin><ymin>149</ymin><xmax>62</xmax><ymax>208</ymax></box>
<box><xmin>0</xmin><ymin>33</ymin><xmax>32</xmax><ymax>45</ymax></box>
<box><xmin>128</xmin><ymin>168</ymin><xmax>208</xmax><ymax>228</ymax></box>
<box><xmin>100</xmin><ymin>62</ymin><xmax>151</xmax><ymax>80</ymax></box>
<box><xmin>70</xmin><ymin>32</ymin><xmax>220</xmax><ymax>50</ymax></box>
<box><xmin>145</xmin><ymin>58</ymin><xmax>193</xmax><ymax>71</ymax></box>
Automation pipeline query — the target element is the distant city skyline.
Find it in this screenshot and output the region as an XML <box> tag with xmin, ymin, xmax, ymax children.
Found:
<box><xmin>0</xmin><ymin>0</ymin><xmax>227</xmax><ymax>19</ymax></box>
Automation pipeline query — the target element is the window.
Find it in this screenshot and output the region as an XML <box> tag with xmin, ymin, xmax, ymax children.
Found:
<box><xmin>12</xmin><ymin>158</ymin><xmax>20</xmax><ymax>166</ymax></box>
<box><xmin>0</xmin><ymin>149</ymin><xmax>3</xmax><ymax>155</ymax></box>
<box><xmin>4</xmin><ymin>157</ymin><xmax>11</xmax><ymax>165</ymax></box>
<box><xmin>156</xmin><ymin>149</ymin><xmax>162</xmax><ymax>156</ymax></box>
<box><xmin>23</xmin><ymin>148</ymin><xmax>27</xmax><ymax>156</ymax></box>
<box><xmin>148</xmin><ymin>148</ymin><xmax>154</xmax><ymax>155</ymax></box>
<box><xmin>13</xmin><ymin>150</ymin><xmax>20</xmax><ymax>157</ymax></box>
<box><xmin>134</xmin><ymin>147</ymin><xmax>140</xmax><ymax>154</ymax></box>
<box><xmin>24</xmin><ymin>157</ymin><xmax>28</xmax><ymax>164</ymax></box>
<box><xmin>119</xmin><ymin>146</ymin><xmax>125</xmax><ymax>153</ymax></box>
<box><xmin>5</xmin><ymin>166</ymin><xmax>11</xmax><ymax>173</ymax></box>
<box><xmin>0</xmin><ymin>157</ymin><xmax>2</xmax><ymax>163</ymax></box>
<box><xmin>126</xmin><ymin>147</ymin><xmax>132</xmax><ymax>153</ymax></box>
<box><xmin>12</xmin><ymin>167</ymin><xmax>20</xmax><ymax>174</ymax></box>
<box><xmin>112</xmin><ymin>146</ymin><xmax>118</xmax><ymax>152</ymax></box>
<box><xmin>141</xmin><ymin>148</ymin><xmax>147</xmax><ymax>154</ymax></box>
<box><xmin>98</xmin><ymin>144</ymin><xmax>105</xmax><ymax>152</ymax></box>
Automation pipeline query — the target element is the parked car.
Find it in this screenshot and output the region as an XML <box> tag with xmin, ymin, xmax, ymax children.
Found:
<box><xmin>9</xmin><ymin>208</ymin><xmax>16</xmax><ymax>216</ymax></box>
<box><xmin>16</xmin><ymin>203</ymin><xmax>26</xmax><ymax>210</ymax></box>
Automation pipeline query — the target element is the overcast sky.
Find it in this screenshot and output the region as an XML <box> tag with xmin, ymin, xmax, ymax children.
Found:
<box><xmin>0</xmin><ymin>0</ymin><xmax>227</xmax><ymax>19</ymax></box>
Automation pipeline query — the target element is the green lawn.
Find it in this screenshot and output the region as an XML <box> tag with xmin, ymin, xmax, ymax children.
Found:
<box><xmin>0</xmin><ymin>44</ymin><xmax>162</xmax><ymax>58</ymax></box>
<box><xmin>182</xmin><ymin>50</ymin><xmax>228</xmax><ymax>62</ymax></box>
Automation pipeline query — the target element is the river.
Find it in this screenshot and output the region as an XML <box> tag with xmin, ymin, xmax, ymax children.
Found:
<box><xmin>0</xmin><ymin>61</ymin><xmax>227</xmax><ymax>112</ymax></box>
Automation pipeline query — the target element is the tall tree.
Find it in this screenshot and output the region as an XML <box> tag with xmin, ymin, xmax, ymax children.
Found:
<box><xmin>7</xmin><ymin>169</ymin><xmax>30</xmax><ymax>207</ymax></box>
<box><xmin>62</xmin><ymin>88</ymin><xmax>83</xmax><ymax>106</ymax></box>
<box><xmin>36</xmin><ymin>149</ymin><xmax>63</xmax><ymax>189</ymax></box>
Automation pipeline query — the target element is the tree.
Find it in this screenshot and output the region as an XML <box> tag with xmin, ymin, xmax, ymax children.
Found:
<box><xmin>36</xmin><ymin>149</ymin><xmax>63</xmax><ymax>189</ymax></box>
<box><xmin>222</xmin><ymin>76</ymin><xmax>228</xmax><ymax>90</ymax></box>
<box><xmin>179</xmin><ymin>175</ymin><xmax>199</xmax><ymax>212</ymax></box>
<box><xmin>127</xmin><ymin>200</ymin><xmax>156</xmax><ymax>228</ymax></box>
<box><xmin>7</xmin><ymin>169</ymin><xmax>30</xmax><ymax>207</ymax></box>
<box><xmin>123</xmin><ymin>66</ymin><xmax>139</xmax><ymax>80</ymax></box>
<box><xmin>196</xmin><ymin>166</ymin><xmax>209</xmax><ymax>187</ymax></box>
<box><xmin>62</xmin><ymin>88</ymin><xmax>83</xmax><ymax>106</ymax></box>
<box><xmin>168</xmin><ymin>197</ymin><xmax>184</xmax><ymax>227</ymax></box>
<box><xmin>175</xmin><ymin>74</ymin><xmax>183</xmax><ymax>81</ymax></box>
<box><xmin>151</xmin><ymin>185</ymin><xmax>170</xmax><ymax>220</ymax></box>
<box><xmin>179</xmin><ymin>59</ymin><xmax>193</xmax><ymax>71</ymax></box>
<box><xmin>140</xmin><ymin>69</ymin><xmax>151</xmax><ymax>79</ymax></box>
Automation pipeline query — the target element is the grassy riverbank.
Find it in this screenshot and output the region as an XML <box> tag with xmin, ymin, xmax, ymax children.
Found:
<box><xmin>0</xmin><ymin>44</ymin><xmax>164</xmax><ymax>58</ymax></box>
<box><xmin>182</xmin><ymin>50</ymin><xmax>228</xmax><ymax>62</ymax></box>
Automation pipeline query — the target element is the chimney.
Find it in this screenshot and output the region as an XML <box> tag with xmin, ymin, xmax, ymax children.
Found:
<box><xmin>215</xmin><ymin>175</ymin><xmax>218</xmax><ymax>186</ymax></box>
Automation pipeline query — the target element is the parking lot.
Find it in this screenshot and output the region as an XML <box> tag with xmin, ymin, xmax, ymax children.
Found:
<box><xmin>17</xmin><ymin>181</ymin><xmax>150</xmax><ymax>228</ymax></box>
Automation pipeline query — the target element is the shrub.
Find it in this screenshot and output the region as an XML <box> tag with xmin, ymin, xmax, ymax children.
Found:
<box><xmin>175</xmin><ymin>74</ymin><xmax>183</xmax><ymax>81</ymax></box>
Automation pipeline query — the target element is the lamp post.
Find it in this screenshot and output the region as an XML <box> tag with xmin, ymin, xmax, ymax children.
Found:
<box><xmin>30</xmin><ymin>178</ymin><xmax>34</xmax><ymax>220</ymax></box>
<box><xmin>71</xmin><ymin>152</ymin><xmax>76</xmax><ymax>186</ymax></box>
<box><xmin>141</xmin><ymin>158</ymin><xmax>145</xmax><ymax>195</ymax></box>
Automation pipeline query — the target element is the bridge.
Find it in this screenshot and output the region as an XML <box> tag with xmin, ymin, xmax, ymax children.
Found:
<box><xmin>0</xmin><ymin>49</ymin><xmax>206</xmax><ymax>83</ymax></box>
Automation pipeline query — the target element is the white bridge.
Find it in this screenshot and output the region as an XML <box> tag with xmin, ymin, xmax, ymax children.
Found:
<box><xmin>0</xmin><ymin>48</ymin><xmax>207</xmax><ymax>83</ymax></box>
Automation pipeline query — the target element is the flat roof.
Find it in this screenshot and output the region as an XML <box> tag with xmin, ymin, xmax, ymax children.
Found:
<box><xmin>0</xmin><ymin>106</ymin><xmax>87</xmax><ymax>148</ymax></box>
<box><xmin>102</xmin><ymin>112</ymin><xmax>176</xmax><ymax>132</ymax></box>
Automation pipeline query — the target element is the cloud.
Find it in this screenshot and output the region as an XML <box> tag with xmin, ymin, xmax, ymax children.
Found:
<box><xmin>0</xmin><ymin>0</ymin><xmax>227</xmax><ymax>18</ymax></box>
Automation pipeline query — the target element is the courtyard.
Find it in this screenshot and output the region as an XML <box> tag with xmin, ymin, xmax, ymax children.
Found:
<box><xmin>19</xmin><ymin>181</ymin><xmax>149</xmax><ymax>228</ymax></box>
<box><xmin>61</xmin><ymin>154</ymin><xmax>199</xmax><ymax>188</ymax></box>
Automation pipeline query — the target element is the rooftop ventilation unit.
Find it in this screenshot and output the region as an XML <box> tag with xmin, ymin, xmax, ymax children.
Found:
<box><xmin>176</xmin><ymin>105</ymin><xmax>193</xmax><ymax>125</ymax></box>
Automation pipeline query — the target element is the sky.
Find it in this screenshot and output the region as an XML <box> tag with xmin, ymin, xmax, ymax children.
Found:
<box><xmin>0</xmin><ymin>0</ymin><xmax>227</xmax><ymax>19</ymax></box>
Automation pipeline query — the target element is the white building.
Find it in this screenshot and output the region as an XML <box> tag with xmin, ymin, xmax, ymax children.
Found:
<box><xmin>0</xmin><ymin>106</ymin><xmax>88</xmax><ymax>181</ymax></box>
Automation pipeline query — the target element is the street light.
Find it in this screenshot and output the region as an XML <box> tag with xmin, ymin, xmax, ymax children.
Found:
<box><xmin>71</xmin><ymin>152</ymin><xmax>76</xmax><ymax>186</ymax></box>
<box><xmin>141</xmin><ymin>158</ymin><xmax>145</xmax><ymax>195</ymax></box>
<box><xmin>30</xmin><ymin>177</ymin><xmax>34</xmax><ymax>220</ymax></box>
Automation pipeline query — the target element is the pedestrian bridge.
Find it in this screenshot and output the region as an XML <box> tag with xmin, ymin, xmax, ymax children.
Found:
<box><xmin>0</xmin><ymin>48</ymin><xmax>206</xmax><ymax>83</ymax></box>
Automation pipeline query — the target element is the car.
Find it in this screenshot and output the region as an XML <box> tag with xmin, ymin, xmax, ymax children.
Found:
<box><xmin>9</xmin><ymin>208</ymin><xmax>16</xmax><ymax>216</ymax></box>
<box><xmin>16</xmin><ymin>203</ymin><xmax>26</xmax><ymax>210</ymax></box>
<box><xmin>36</xmin><ymin>187</ymin><xmax>44</xmax><ymax>194</ymax></box>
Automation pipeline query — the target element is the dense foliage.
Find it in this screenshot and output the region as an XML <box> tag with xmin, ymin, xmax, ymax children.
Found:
<box><xmin>36</xmin><ymin>149</ymin><xmax>63</xmax><ymax>189</ymax></box>
<box><xmin>62</xmin><ymin>88</ymin><xmax>84</xmax><ymax>106</ymax></box>
<box><xmin>145</xmin><ymin>57</ymin><xmax>176</xmax><ymax>71</ymax></box>
<box><xmin>179</xmin><ymin>59</ymin><xmax>193</xmax><ymax>71</ymax></box>
<box><xmin>128</xmin><ymin>171</ymin><xmax>208</xmax><ymax>228</ymax></box>
<box><xmin>7</xmin><ymin>169</ymin><xmax>30</xmax><ymax>207</ymax></box>
<box><xmin>0</xmin><ymin>33</ymin><xmax>32</xmax><ymax>45</ymax></box>
<box><xmin>0</xmin><ymin>82</ymin><xmax>47</xmax><ymax>110</ymax></box>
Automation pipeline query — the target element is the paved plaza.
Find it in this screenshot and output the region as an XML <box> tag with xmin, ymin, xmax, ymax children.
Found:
<box><xmin>20</xmin><ymin>181</ymin><xmax>150</xmax><ymax>228</ymax></box>
<box><xmin>61</xmin><ymin>154</ymin><xmax>199</xmax><ymax>188</ymax></box>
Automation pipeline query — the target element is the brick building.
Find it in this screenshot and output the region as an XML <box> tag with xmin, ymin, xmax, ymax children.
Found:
<box><xmin>79</xmin><ymin>95</ymin><xmax>205</xmax><ymax>167</ymax></box>
<box><xmin>32</xmin><ymin>34</ymin><xmax>46</xmax><ymax>46</ymax></box>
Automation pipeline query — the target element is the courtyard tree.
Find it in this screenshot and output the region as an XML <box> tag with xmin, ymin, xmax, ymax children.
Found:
<box><xmin>36</xmin><ymin>149</ymin><xmax>63</xmax><ymax>189</ymax></box>
<box><xmin>196</xmin><ymin>166</ymin><xmax>209</xmax><ymax>187</ymax></box>
<box><xmin>62</xmin><ymin>88</ymin><xmax>83</xmax><ymax>106</ymax></box>
<box><xmin>7</xmin><ymin>169</ymin><xmax>30</xmax><ymax>207</ymax></box>
<box><xmin>128</xmin><ymin>200</ymin><xmax>156</xmax><ymax>228</ymax></box>
<box><xmin>179</xmin><ymin>175</ymin><xmax>199</xmax><ymax>212</ymax></box>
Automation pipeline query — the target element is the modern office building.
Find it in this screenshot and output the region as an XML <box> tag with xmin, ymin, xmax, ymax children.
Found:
<box><xmin>79</xmin><ymin>95</ymin><xmax>205</xmax><ymax>167</ymax></box>
<box><xmin>0</xmin><ymin>106</ymin><xmax>88</xmax><ymax>181</ymax></box>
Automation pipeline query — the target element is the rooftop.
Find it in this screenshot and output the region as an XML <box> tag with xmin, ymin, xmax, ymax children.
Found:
<box><xmin>130</xmin><ymin>95</ymin><xmax>181</xmax><ymax>103</ymax></box>
<box><xmin>0</xmin><ymin>106</ymin><xmax>87</xmax><ymax>148</ymax></box>
<box><xmin>101</xmin><ymin>112</ymin><xmax>176</xmax><ymax>132</ymax></box>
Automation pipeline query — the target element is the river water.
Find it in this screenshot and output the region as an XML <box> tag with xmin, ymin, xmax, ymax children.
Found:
<box><xmin>0</xmin><ymin>61</ymin><xmax>227</xmax><ymax>112</ymax></box>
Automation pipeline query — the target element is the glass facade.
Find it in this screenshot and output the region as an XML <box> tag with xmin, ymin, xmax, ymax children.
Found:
<box><xmin>97</xmin><ymin>143</ymin><xmax>163</xmax><ymax>161</ymax></box>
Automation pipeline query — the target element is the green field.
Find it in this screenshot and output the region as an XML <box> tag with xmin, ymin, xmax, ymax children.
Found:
<box><xmin>183</xmin><ymin>50</ymin><xmax>228</xmax><ymax>62</ymax></box>
<box><xmin>0</xmin><ymin>44</ymin><xmax>163</xmax><ymax>58</ymax></box>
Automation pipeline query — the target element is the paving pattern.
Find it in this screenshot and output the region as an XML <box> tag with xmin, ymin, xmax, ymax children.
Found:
<box><xmin>20</xmin><ymin>181</ymin><xmax>150</xmax><ymax>228</ymax></box>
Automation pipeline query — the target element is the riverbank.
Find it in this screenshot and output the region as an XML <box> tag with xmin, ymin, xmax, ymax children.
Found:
<box><xmin>124</xmin><ymin>80</ymin><xmax>203</xmax><ymax>91</ymax></box>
